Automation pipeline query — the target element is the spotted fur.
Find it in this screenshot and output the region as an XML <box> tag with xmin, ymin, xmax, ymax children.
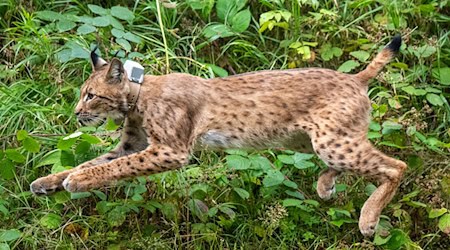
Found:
<box><xmin>31</xmin><ymin>35</ymin><xmax>405</xmax><ymax>237</ymax></box>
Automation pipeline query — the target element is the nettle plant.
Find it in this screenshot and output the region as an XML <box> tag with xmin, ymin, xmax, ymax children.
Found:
<box><xmin>34</xmin><ymin>4</ymin><xmax>142</xmax><ymax>62</ymax></box>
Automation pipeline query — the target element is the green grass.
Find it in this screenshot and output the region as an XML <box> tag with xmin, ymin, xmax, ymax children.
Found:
<box><xmin>1</xmin><ymin>0</ymin><xmax>449</xmax><ymax>249</ymax></box>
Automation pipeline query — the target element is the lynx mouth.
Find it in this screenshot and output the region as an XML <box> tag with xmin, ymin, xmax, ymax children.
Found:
<box><xmin>77</xmin><ymin>114</ymin><xmax>105</xmax><ymax>127</ymax></box>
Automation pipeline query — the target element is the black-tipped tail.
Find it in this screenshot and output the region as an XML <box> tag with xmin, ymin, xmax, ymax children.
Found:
<box><xmin>386</xmin><ymin>35</ymin><xmax>402</xmax><ymax>53</ymax></box>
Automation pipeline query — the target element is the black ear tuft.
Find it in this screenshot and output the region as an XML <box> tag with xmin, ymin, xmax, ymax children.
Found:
<box><xmin>90</xmin><ymin>45</ymin><xmax>107</xmax><ymax>71</ymax></box>
<box><xmin>107</xmin><ymin>58</ymin><xmax>124</xmax><ymax>84</ymax></box>
<box><xmin>386</xmin><ymin>35</ymin><xmax>402</xmax><ymax>53</ymax></box>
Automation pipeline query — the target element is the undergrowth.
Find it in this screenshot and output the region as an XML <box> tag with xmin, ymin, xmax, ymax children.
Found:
<box><xmin>0</xmin><ymin>0</ymin><xmax>449</xmax><ymax>249</ymax></box>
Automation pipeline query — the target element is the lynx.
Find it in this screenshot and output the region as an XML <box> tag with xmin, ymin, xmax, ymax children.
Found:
<box><xmin>31</xmin><ymin>35</ymin><xmax>406</xmax><ymax>237</ymax></box>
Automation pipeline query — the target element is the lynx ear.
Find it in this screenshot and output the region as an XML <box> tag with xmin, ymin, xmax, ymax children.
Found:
<box><xmin>106</xmin><ymin>58</ymin><xmax>124</xmax><ymax>84</ymax></box>
<box><xmin>90</xmin><ymin>46</ymin><xmax>107</xmax><ymax>71</ymax></box>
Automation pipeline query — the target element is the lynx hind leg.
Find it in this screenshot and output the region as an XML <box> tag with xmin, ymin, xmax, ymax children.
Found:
<box><xmin>317</xmin><ymin>168</ymin><xmax>340</xmax><ymax>200</ymax></box>
<box><xmin>311</xmin><ymin>134</ymin><xmax>407</xmax><ymax>237</ymax></box>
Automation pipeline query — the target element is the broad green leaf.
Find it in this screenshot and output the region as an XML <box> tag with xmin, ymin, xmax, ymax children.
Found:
<box><xmin>382</xmin><ymin>121</ymin><xmax>402</xmax><ymax>135</ymax></box>
<box><xmin>57</xmin><ymin>19</ymin><xmax>76</xmax><ymax>32</ymax></box>
<box><xmin>338</xmin><ymin>60</ymin><xmax>360</xmax><ymax>73</ymax></box>
<box><xmin>116</xmin><ymin>38</ymin><xmax>131</xmax><ymax>51</ymax></box>
<box><xmin>428</xmin><ymin>208</ymin><xmax>447</xmax><ymax>218</ymax></box>
<box><xmin>248</xmin><ymin>155</ymin><xmax>271</xmax><ymax>171</ymax></box>
<box><xmin>320</xmin><ymin>44</ymin><xmax>342</xmax><ymax>61</ymax></box>
<box><xmin>203</xmin><ymin>24</ymin><xmax>234</xmax><ymax>40</ymax></box>
<box><xmin>385</xmin><ymin>229</ymin><xmax>409</xmax><ymax>249</ymax></box>
<box><xmin>285</xmin><ymin>190</ymin><xmax>305</xmax><ymax>199</ymax></box>
<box><xmin>70</xmin><ymin>192</ymin><xmax>92</xmax><ymax>199</ymax></box>
<box><xmin>88</xmin><ymin>4</ymin><xmax>108</xmax><ymax>15</ymax></box>
<box><xmin>92</xmin><ymin>190</ymin><xmax>107</xmax><ymax>201</ymax></box>
<box><xmin>205</xmin><ymin>64</ymin><xmax>228</xmax><ymax>77</ymax></box>
<box><xmin>5</xmin><ymin>149</ymin><xmax>25</xmax><ymax>163</ymax></box>
<box><xmin>36</xmin><ymin>150</ymin><xmax>61</xmax><ymax>167</ymax></box>
<box><xmin>218</xmin><ymin>206</ymin><xmax>236</xmax><ymax>219</ymax></box>
<box><xmin>111</xmin><ymin>28</ymin><xmax>125</xmax><ymax>38</ymax></box>
<box><xmin>438</xmin><ymin>214</ymin><xmax>450</xmax><ymax>234</ymax></box>
<box><xmin>40</xmin><ymin>214</ymin><xmax>62</xmax><ymax>229</ymax></box>
<box><xmin>75</xmin><ymin>141</ymin><xmax>91</xmax><ymax>154</ymax></box>
<box><xmin>16</xmin><ymin>130</ymin><xmax>28</xmax><ymax>141</ymax></box>
<box><xmin>60</xmin><ymin>150</ymin><xmax>75</xmax><ymax>167</ymax></box>
<box><xmin>57</xmin><ymin>137</ymin><xmax>76</xmax><ymax>150</ymax></box>
<box><xmin>432</xmin><ymin>67</ymin><xmax>450</xmax><ymax>85</ymax></box>
<box><xmin>23</xmin><ymin>137</ymin><xmax>40</xmax><ymax>153</ymax></box>
<box><xmin>0</xmin><ymin>243</ymin><xmax>9</xmax><ymax>250</ymax></box>
<box><xmin>224</xmin><ymin>149</ymin><xmax>248</xmax><ymax>156</ymax></box>
<box><xmin>233</xmin><ymin>188</ymin><xmax>250</xmax><ymax>199</ymax></box>
<box><xmin>277</xmin><ymin>154</ymin><xmax>294</xmax><ymax>164</ymax></box>
<box><xmin>282</xmin><ymin>179</ymin><xmax>298</xmax><ymax>189</ymax></box>
<box><xmin>77</xmin><ymin>24</ymin><xmax>96</xmax><ymax>35</ymax></box>
<box><xmin>123</xmin><ymin>32</ymin><xmax>142</xmax><ymax>43</ymax></box>
<box><xmin>35</xmin><ymin>10</ymin><xmax>63</xmax><ymax>21</ymax></box>
<box><xmin>0</xmin><ymin>229</ymin><xmax>21</xmax><ymax>242</ymax></box>
<box><xmin>350</xmin><ymin>50</ymin><xmax>370</xmax><ymax>62</ymax></box>
<box><xmin>111</xmin><ymin>6</ymin><xmax>135</xmax><ymax>21</ymax></box>
<box><xmin>426</xmin><ymin>93</ymin><xmax>443</xmax><ymax>106</ymax></box>
<box><xmin>108</xmin><ymin>15</ymin><xmax>124</xmax><ymax>30</ymax></box>
<box><xmin>107</xmin><ymin>207</ymin><xmax>127</xmax><ymax>227</ymax></box>
<box><xmin>92</xmin><ymin>16</ymin><xmax>110</xmax><ymax>27</ymax></box>
<box><xmin>262</xmin><ymin>169</ymin><xmax>284</xmax><ymax>187</ymax></box>
<box><xmin>226</xmin><ymin>155</ymin><xmax>251</xmax><ymax>170</ymax></box>
<box><xmin>231</xmin><ymin>8</ymin><xmax>251</xmax><ymax>33</ymax></box>
<box><xmin>282</xmin><ymin>198</ymin><xmax>303</xmax><ymax>207</ymax></box>
<box><xmin>0</xmin><ymin>159</ymin><xmax>14</xmax><ymax>180</ymax></box>
<box><xmin>81</xmin><ymin>134</ymin><xmax>101</xmax><ymax>144</ymax></box>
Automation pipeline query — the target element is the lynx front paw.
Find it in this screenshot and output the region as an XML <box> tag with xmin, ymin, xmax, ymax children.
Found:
<box><xmin>316</xmin><ymin>183</ymin><xmax>335</xmax><ymax>200</ymax></box>
<box><xmin>359</xmin><ymin>215</ymin><xmax>379</xmax><ymax>237</ymax></box>
<box><xmin>30</xmin><ymin>175</ymin><xmax>65</xmax><ymax>195</ymax></box>
<box><xmin>62</xmin><ymin>173</ymin><xmax>93</xmax><ymax>193</ymax></box>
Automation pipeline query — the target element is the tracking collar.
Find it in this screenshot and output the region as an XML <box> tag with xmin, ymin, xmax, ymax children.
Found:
<box><xmin>124</xmin><ymin>60</ymin><xmax>144</xmax><ymax>111</ymax></box>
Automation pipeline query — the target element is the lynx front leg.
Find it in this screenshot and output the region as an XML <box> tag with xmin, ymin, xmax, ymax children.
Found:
<box><xmin>30</xmin><ymin>122</ymin><xmax>148</xmax><ymax>195</ymax></box>
<box><xmin>62</xmin><ymin>144</ymin><xmax>189</xmax><ymax>192</ymax></box>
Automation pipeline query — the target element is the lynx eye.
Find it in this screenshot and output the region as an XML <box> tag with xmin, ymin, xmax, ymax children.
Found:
<box><xmin>85</xmin><ymin>93</ymin><xmax>95</xmax><ymax>101</ymax></box>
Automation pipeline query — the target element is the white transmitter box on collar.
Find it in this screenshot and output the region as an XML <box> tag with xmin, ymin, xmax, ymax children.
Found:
<box><xmin>124</xmin><ymin>60</ymin><xmax>144</xmax><ymax>84</ymax></box>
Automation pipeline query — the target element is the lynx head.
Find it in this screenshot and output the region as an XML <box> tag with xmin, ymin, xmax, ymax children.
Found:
<box><xmin>75</xmin><ymin>49</ymin><xmax>130</xmax><ymax>126</ymax></box>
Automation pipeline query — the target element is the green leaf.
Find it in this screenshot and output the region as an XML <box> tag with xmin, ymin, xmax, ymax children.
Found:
<box><xmin>40</xmin><ymin>214</ymin><xmax>62</xmax><ymax>229</ymax></box>
<box><xmin>320</xmin><ymin>44</ymin><xmax>343</xmax><ymax>61</ymax></box>
<box><xmin>350</xmin><ymin>50</ymin><xmax>370</xmax><ymax>62</ymax></box>
<box><xmin>56</xmin><ymin>19</ymin><xmax>76</xmax><ymax>32</ymax></box>
<box><xmin>92</xmin><ymin>190</ymin><xmax>107</xmax><ymax>201</ymax></box>
<box><xmin>338</xmin><ymin>60</ymin><xmax>360</xmax><ymax>73</ymax></box>
<box><xmin>285</xmin><ymin>190</ymin><xmax>305</xmax><ymax>199</ymax></box>
<box><xmin>123</xmin><ymin>32</ymin><xmax>142</xmax><ymax>43</ymax></box>
<box><xmin>226</xmin><ymin>155</ymin><xmax>251</xmax><ymax>170</ymax></box>
<box><xmin>203</xmin><ymin>24</ymin><xmax>235</xmax><ymax>40</ymax></box>
<box><xmin>77</xmin><ymin>24</ymin><xmax>96</xmax><ymax>35</ymax></box>
<box><xmin>0</xmin><ymin>159</ymin><xmax>14</xmax><ymax>180</ymax></box>
<box><xmin>75</xmin><ymin>141</ymin><xmax>91</xmax><ymax>154</ymax></box>
<box><xmin>92</xmin><ymin>16</ymin><xmax>110</xmax><ymax>27</ymax></box>
<box><xmin>385</xmin><ymin>229</ymin><xmax>409</xmax><ymax>249</ymax></box>
<box><xmin>438</xmin><ymin>214</ymin><xmax>450</xmax><ymax>234</ymax></box>
<box><xmin>60</xmin><ymin>150</ymin><xmax>75</xmax><ymax>167</ymax></box>
<box><xmin>105</xmin><ymin>118</ymin><xmax>120</xmax><ymax>131</ymax></box>
<box><xmin>5</xmin><ymin>149</ymin><xmax>25</xmax><ymax>163</ymax></box>
<box><xmin>218</xmin><ymin>206</ymin><xmax>236</xmax><ymax>219</ymax></box>
<box><xmin>283</xmin><ymin>179</ymin><xmax>298</xmax><ymax>189</ymax></box>
<box><xmin>205</xmin><ymin>64</ymin><xmax>228</xmax><ymax>77</ymax></box>
<box><xmin>426</xmin><ymin>93</ymin><xmax>443</xmax><ymax>106</ymax></box>
<box><xmin>57</xmin><ymin>137</ymin><xmax>76</xmax><ymax>150</ymax></box>
<box><xmin>116</xmin><ymin>38</ymin><xmax>131</xmax><ymax>51</ymax></box>
<box><xmin>107</xmin><ymin>206</ymin><xmax>127</xmax><ymax>227</ymax></box>
<box><xmin>81</xmin><ymin>134</ymin><xmax>101</xmax><ymax>144</ymax></box>
<box><xmin>111</xmin><ymin>28</ymin><xmax>125</xmax><ymax>38</ymax></box>
<box><xmin>35</xmin><ymin>10</ymin><xmax>64</xmax><ymax>21</ymax></box>
<box><xmin>0</xmin><ymin>243</ymin><xmax>9</xmax><ymax>250</ymax></box>
<box><xmin>108</xmin><ymin>16</ymin><xmax>124</xmax><ymax>30</ymax></box>
<box><xmin>233</xmin><ymin>188</ymin><xmax>250</xmax><ymax>199</ymax></box>
<box><xmin>88</xmin><ymin>4</ymin><xmax>108</xmax><ymax>15</ymax></box>
<box><xmin>0</xmin><ymin>229</ymin><xmax>21</xmax><ymax>242</ymax></box>
<box><xmin>111</xmin><ymin>6</ymin><xmax>135</xmax><ymax>21</ymax></box>
<box><xmin>23</xmin><ymin>137</ymin><xmax>40</xmax><ymax>153</ymax></box>
<box><xmin>53</xmin><ymin>191</ymin><xmax>71</xmax><ymax>203</ymax></box>
<box><xmin>428</xmin><ymin>208</ymin><xmax>447</xmax><ymax>218</ymax></box>
<box><xmin>432</xmin><ymin>67</ymin><xmax>450</xmax><ymax>85</ymax></box>
<box><xmin>277</xmin><ymin>154</ymin><xmax>294</xmax><ymax>164</ymax></box>
<box><xmin>262</xmin><ymin>169</ymin><xmax>284</xmax><ymax>187</ymax></box>
<box><xmin>70</xmin><ymin>192</ymin><xmax>91</xmax><ymax>199</ymax></box>
<box><xmin>16</xmin><ymin>130</ymin><xmax>28</xmax><ymax>141</ymax></box>
<box><xmin>36</xmin><ymin>150</ymin><xmax>61</xmax><ymax>167</ymax></box>
<box><xmin>231</xmin><ymin>8</ymin><xmax>251</xmax><ymax>33</ymax></box>
<box><xmin>282</xmin><ymin>198</ymin><xmax>303</xmax><ymax>207</ymax></box>
<box><xmin>382</xmin><ymin>121</ymin><xmax>402</xmax><ymax>135</ymax></box>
